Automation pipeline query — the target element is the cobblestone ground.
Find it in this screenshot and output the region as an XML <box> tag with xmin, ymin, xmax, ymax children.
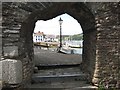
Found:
<box><xmin>34</xmin><ymin>47</ymin><xmax>82</xmax><ymax>66</ymax></box>
<box><xmin>29</xmin><ymin>81</ymin><xmax>97</xmax><ymax>89</ymax></box>
<box><xmin>31</xmin><ymin>47</ymin><xmax>97</xmax><ymax>89</ymax></box>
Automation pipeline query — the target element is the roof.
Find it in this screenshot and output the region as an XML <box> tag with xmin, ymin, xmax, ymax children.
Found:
<box><xmin>34</xmin><ymin>31</ymin><xmax>44</xmax><ymax>36</ymax></box>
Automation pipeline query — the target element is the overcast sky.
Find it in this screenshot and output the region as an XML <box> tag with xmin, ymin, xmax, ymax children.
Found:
<box><xmin>34</xmin><ymin>13</ymin><xmax>83</xmax><ymax>35</ymax></box>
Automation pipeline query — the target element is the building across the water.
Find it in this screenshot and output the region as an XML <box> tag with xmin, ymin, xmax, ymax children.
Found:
<box><xmin>44</xmin><ymin>34</ymin><xmax>57</xmax><ymax>42</ymax></box>
<box><xmin>33</xmin><ymin>31</ymin><xmax>45</xmax><ymax>42</ymax></box>
<box><xmin>33</xmin><ymin>31</ymin><xmax>58</xmax><ymax>42</ymax></box>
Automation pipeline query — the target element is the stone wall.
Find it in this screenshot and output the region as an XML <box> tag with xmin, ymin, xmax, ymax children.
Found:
<box><xmin>19</xmin><ymin>2</ymin><xmax>97</xmax><ymax>85</ymax></box>
<box><xmin>2</xmin><ymin>2</ymin><xmax>34</xmax><ymax>88</ymax></box>
<box><xmin>82</xmin><ymin>29</ymin><xmax>96</xmax><ymax>82</ymax></box>
<box><xmin>92</xmin><ymin>2</ymin><xmax>120</xmax><ymax>88</ymax></box>
<box><xmin>1</xmin><ymin>2</ymin><xmax>53</xmax><ymax>88</ymax></box>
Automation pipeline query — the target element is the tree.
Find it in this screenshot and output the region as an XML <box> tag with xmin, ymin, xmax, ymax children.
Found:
<box><xmin>72</xmin><ymin>33</ymin><xmax>83</xmax><ymax>40</ymax></box>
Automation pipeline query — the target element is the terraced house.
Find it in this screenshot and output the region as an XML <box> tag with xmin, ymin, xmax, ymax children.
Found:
<box><xmin>33</xmin><ymin>31</ymin><xmax>44</xmax><ymax>42</ymax></box>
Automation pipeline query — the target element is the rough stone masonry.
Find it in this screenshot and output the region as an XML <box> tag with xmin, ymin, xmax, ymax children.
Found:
<box><xmin>0</xmin><ymin>1</ymin><xmax>120</xmax><ymax>89</ymax></box>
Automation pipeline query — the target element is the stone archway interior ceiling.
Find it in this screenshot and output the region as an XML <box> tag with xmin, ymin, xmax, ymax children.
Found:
<box><xmin>27</xmin><ymin>2</ymin><xmax>95</xmax><ymax>34</ymax></box>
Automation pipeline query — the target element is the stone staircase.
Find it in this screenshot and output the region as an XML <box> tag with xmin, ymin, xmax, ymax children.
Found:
<box><xmin>29</xmin><ymin>65</ymin><xmax>97</xmax><ymax>89</ymax></box>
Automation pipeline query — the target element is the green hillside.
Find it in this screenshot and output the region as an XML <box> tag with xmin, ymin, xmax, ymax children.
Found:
<box><xmin>62</xmin><ymin>34</ymin><xmax>83</xmax><ymax>41</ymax></box>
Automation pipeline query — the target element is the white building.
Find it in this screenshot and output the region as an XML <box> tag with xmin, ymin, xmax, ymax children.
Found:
<box><xmin>33</xmin><ymin>31</ymin><xmax>59</xmax><ymax>42</ymax></box>
<box><xmin>44</xmin><ymin>34</ymin><xmax>56</xmax><ymax>42</ymax></box>
<box><xmin>33</xmin><ymin>31</ymin><xmax>44</xmax><ymax>42</ymax></box>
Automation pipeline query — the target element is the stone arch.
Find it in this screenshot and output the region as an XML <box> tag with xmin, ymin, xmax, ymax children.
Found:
<box><xmin>1</xmin><ymin>2</ymin><xmax>120</xmax><ymax>88</ymax></box>
<box><xmin>19</xmin><ymin>2</ymin><xmax>97</xmax><ymax>84</ymax></box>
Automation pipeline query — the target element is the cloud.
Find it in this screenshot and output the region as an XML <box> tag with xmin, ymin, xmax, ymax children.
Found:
<box><xmin>34</xmin><ymin>13</ymin><xmax>83</xmax><ymax>35</ymax></box>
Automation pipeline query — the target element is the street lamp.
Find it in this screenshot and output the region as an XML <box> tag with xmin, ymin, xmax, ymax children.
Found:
<box><xmin>59</xmin><ymin>17</ymin><xmax>63</xmax><ymax>49</ymax></box>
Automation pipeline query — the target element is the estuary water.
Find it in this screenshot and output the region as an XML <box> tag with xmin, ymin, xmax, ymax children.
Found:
<box><xmin>71</xmin><ymin>48</ymin><xmax>83</xmax><ymax>54</ymax></box>
<box><xmin>63</xmin><ymin>40</ymin><xmax>83</xmax><ymax>54</ymax></box>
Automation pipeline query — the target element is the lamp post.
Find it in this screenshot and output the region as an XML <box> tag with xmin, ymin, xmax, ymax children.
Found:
<box><xmin>59</xmin><ymin>17</ymin><xmax>63</xmax><ymax>49</ymax></box>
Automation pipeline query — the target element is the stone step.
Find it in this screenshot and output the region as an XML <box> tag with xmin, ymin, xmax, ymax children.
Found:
<box><xmin>32</xmin><ymin>73</ymin><xmax>88</xmax><ymax>84</ymax></box>
<box><xmin>34</xmin><ymin>65</ymin><xmax>83</xmax><ymax>76</ymax></box>
<box><xmin>29</xmin><ymin>80</ymin><xmax>97</xmax><ymax>89</ymax></box>
<box><xmin>36</xmin><ymin>63</ymin><xmax>80</xmax><ymax>69</ymax></box>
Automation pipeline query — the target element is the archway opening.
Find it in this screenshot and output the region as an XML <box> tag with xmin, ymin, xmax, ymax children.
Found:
<box><xmin>19</xmin><ymin>2</ymin><xmax>96</xmax><ymax>86</ymax></box>
<box><xmin>33</xmin><ymin>13</ymin><xmax>83</xmax><ymax>67</ymax></box>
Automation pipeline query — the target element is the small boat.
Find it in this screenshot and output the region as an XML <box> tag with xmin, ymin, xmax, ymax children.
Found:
<box><xmin>57</xmin><ymin>47</ymin><xmax>75</xmax><ymax>54</ymax></box>
<box><xmin>69</xmin><ymin>45</ymin><xmax>81</xmax><ymax>48</ymax></box>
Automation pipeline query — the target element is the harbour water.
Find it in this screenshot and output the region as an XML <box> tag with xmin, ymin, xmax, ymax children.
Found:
<box><xmin>64</xmin><ymin>40</ymin><xmax>83</xmax><ymax>47</ymax></box>
<box><xmin>36</xmin><ymin>40</ymin><xmax>83</xmax><ymax>55</ymax></box>
<box><xmin>71</xmin><ymin>48</ymin><xmax>83</xmax><ymax>54</ymax></box>
<box><xmin>64</xmin><ymin>40</ymin><xmax>83</xmax><ymax>54</ymax></box>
